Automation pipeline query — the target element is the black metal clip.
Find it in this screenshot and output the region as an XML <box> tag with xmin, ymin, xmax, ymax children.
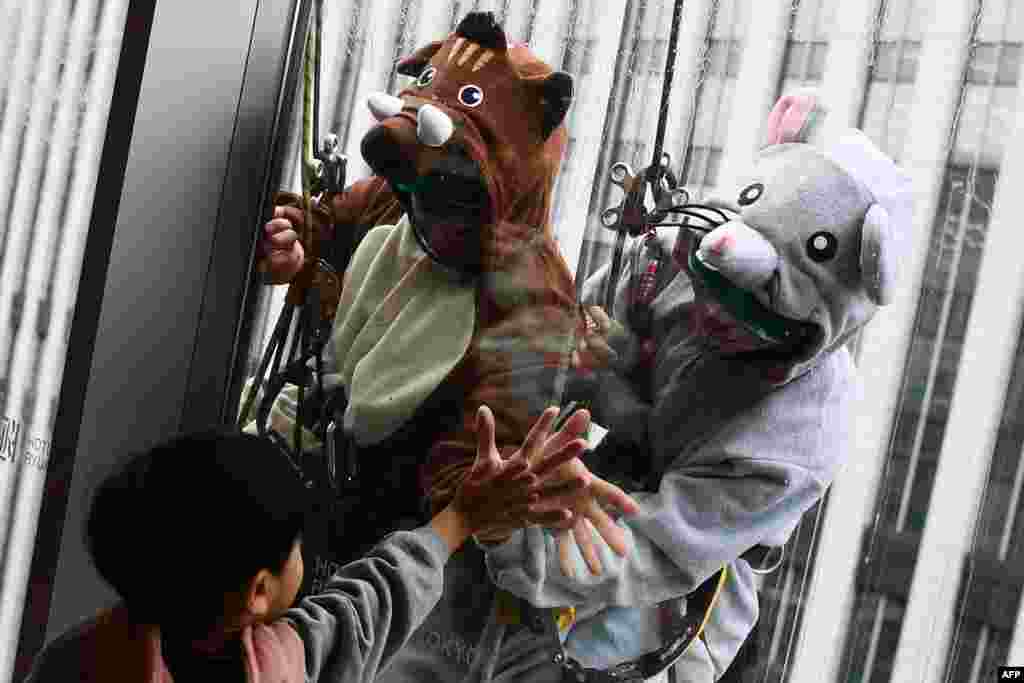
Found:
<box><xmin>600</xmin><ymin>153</ymin><xmax>689</xmax><ymax>237</ymax></box>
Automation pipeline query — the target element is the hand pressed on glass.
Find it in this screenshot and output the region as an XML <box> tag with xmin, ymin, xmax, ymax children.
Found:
<box><xmin>452</xmin><ymin>405</ymin><xmax>588</xmax><ymax>539</ymax></box>
<box><xmin>478</xmin><ymin>405</ymin><xmax>641</xmax><ymax>577</ymax></box>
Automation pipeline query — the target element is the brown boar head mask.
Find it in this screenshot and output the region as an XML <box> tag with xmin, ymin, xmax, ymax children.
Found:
<box><xmin>360</xmin><ymin>11</ymin><xmax>573</xmax><ymax>277</ymax></box>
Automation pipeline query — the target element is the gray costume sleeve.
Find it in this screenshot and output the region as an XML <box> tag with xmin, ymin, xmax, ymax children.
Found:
<box><xmin>285</xmin><ymin>526</ymin><xmax>451</xmax><ymax>682</ymax></box>
<box><xmin>485</xmin><ymin>362</ymin><xmax>850</xmax><ymax>610</ymax></box>
<box><xmin>576</xmin><ymin>261</ymin><xmax>652</xmax><ymax>448</ymax></box>
<box><xmin>486</xmin><ymin>457</ymin><xmax>824</xmax><ymax>610</ymax></box>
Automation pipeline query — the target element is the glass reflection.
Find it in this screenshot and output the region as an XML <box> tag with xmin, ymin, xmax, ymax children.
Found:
<box><xmin>234</xmin><ymin>1</ymin><xmax>1023</xmax><ymax>682</ymax></box>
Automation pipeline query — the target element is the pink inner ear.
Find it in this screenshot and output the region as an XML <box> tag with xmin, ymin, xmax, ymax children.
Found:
<box><xmin>766</xmin><ymin>93</ymin><xmax>816</xmax><ymax>145</ymax></box>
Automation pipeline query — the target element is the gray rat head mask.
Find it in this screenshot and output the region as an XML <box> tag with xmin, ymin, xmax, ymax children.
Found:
<box><xmin>677</xmin><ymin>89</ymin><xmax>914</xmax><ymax>381</ymax></box>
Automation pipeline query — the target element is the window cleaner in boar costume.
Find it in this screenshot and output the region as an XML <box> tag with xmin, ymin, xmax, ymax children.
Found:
<box><xmin>479</xmin><ymin>90</ymin><xmax>914</xmax><ymax>681</ymax></box>
<box><xmin>255</xmin><ymin>12</ymin><xmax>641</xmax><ymax>682</ymax></box>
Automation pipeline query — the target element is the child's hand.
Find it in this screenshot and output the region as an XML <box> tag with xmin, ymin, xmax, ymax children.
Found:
<box><xmin>543</xmin><ymin>466</ymin><xmax>640</xmax><ymax>578</ymax></box>
<box><xmin>258</xmin><ymin>205</ymin><xmax>306</xmax><ymax>284</ymax></box>
<box><xmin>521</xmin><ymin>407</ymin><xmax>642</xmax><ymax>577</ymax></box>
<box><xmin>453</xmin><ymin>406</ymin><xmax>586</xmax><ymax>539</ymax></box>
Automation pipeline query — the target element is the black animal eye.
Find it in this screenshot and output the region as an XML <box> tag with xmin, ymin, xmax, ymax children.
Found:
<box><xmin>738</xmin><ymin>183</ymin><xmax>764</xmax><ymax>206</ymax></box>
<box><xmin>807</xmin><ymin>231</ymin><xmax>838</xmax><ymax>262</ymax></box>
<box><xmin>458</xmin><ymin>84</ymin><xmax>484</xmax><ymax>107</ymax></box>
<box><xmin>416</xmin><ymin>66</ymin><xmax>437</xmax><ymax>88</ymax></box>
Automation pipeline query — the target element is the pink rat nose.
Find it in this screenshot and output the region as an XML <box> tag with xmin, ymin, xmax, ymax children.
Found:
<box><xmin>696</xmin><ymin>222</ymin><xmax>779</xmax><ymax>291</ymax></box>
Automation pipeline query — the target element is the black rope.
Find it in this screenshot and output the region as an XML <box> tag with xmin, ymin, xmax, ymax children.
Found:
<box><xmin>648</xmin><ymin>0</ymin><xmax>686</xmax><ymax>184</ymax></box>
<box><xmin>604</xmin><ymin>0</ymin><xmax>686</xmax><ymax>312</ymax></box>
<box><xmin>239</xmin><ymin>300</ymin><xmax>292</xmax><ymax>429</ymax></box>
<box><xmin>289</xmin><ymin>300</ymin><xmax>310</xmax><ymax>454</ymax></box>
<box><xmin>605</xmin><ymin>229</ymin><xmax>628</xmax><ymax>311</ymax></box>
<box><xmin>664</xmin><ymin>204</ymin><xmax>732</xmax><ymax>225</ymax></box>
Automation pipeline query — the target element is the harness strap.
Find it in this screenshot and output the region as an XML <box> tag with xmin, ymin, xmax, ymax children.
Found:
<box><xmin>556</xmin><ymin>566</ymin><xmax>730</xmax><ymax>682</ymax></box>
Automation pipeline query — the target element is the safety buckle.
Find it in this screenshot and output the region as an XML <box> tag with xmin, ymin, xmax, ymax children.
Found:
<box><xmin>324</xmin><ymin>420</ymin><xmax>338</xmax><ymax>488</ymax></box>
<box><xmin>317</xmin><ymin>133</ymin><xmax>347</xmax><ymax>195</ymax></box>
<box><xmin>324</xmin><ymin>419</ymin><xmax>359</xmax><ymax>493</ymax></box>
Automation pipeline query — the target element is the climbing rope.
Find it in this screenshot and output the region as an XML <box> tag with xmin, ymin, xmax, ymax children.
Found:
<box><xmin>240</xmin><ymin>0</ymin><xmax>345</xmax><ymax>462</ymax></box>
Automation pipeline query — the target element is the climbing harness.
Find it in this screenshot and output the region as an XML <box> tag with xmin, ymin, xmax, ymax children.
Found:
<box><xmin>238</xmin><ymin>0</ymin><xmax>346</xmax><ymax>467</ymax></box>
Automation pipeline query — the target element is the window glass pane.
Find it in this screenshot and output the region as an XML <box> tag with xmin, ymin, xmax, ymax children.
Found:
<box><xmin>679</xmin><ymin>0</ymin><xmax>747</xmax><ymax>191</ymax></box>
<box><xmin>778</xmin><ymin>0</ymin><xmax>834</xmax><ymax>93</ymax></box>
<box><xmin>857</xmin><ymin>0</ymin><xmax>923</xmax><ymax>163</ymax></box>
<box><xmin>573</xmin><ymin>0</ymin><xmax>751</xmax><ymax>283</ymax></box>
<box><xmin>229</xmin><ymin>2</ymin><xmax>1024</xmax><ymax>682</ymax></box>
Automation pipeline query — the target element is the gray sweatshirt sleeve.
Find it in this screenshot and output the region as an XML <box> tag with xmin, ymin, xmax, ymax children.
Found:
<box><xmin>485</xmin><ymin>369</ymin><xmax>847</xmax><ymax>610</ymax></box>
<box><xmin>486</xmin><ymin>458</ymin><xmax>824</xmax><ymax>610</ymax></box>
<box><xmin>284</xmin><ymin>526</ymin><xmax>451</xmax><ymax>683</ymax></box>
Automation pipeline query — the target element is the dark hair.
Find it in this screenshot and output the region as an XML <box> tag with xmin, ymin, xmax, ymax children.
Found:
<box><xmin>86</xmin><ymin>429</ymin><xmax>309</xmax><ymax>633</ymax></box>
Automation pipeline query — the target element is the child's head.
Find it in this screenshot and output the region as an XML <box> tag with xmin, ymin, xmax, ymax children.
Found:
<box><xmin>87</xmin><ymin>429</ymin><xmax>309</xmax><ymax>636</ymax></box>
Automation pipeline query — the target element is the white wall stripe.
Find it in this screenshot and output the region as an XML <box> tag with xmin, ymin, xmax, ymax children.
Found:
<box><xmin>319</xmin><ymin>0</ymin><xmax>361</xmax><ymax>136</ymax></box>
<box><xmin>551</xmin><ymin>0</ymin><xmax>628</xmax><ymax>274</ymax></box>
<box><xmin>0</xmin><ymin>0</ymin><xmax>44</xmax><ymax>257</ymax></box>
<box><xmin>340</xmin><ymin>0</ymin><xmax>409</xmax><ymax>183</ymax></box>
<box><xmin>0</xmin><ymin>0</ymin><xmax>25</xmax><ymax>108</ymax></box>
<box><xmin>0</xmin><ymin>0</ymin><xmax>73</xmax><ymax>558</ymax></box>
<box><xmin>633</xmin><ymin>0</ymin><xmax>681</xmax><ymax>170</ymax></box>
<box><xmin>526</xmin><ymin>0</ymin><xmax>574</xmax><ymax>70</ymax></box>
<box><xmin>500</xmin><ymin>0</ymin><xmax>533</xmax><ymax>44</ymax></box>
<box><xmin>663</xmin><ymin>0</ymin><xmax>718</xmax><ymax>164</ymax></box>
<box><xmin>0</xmin><ymin>0</ymin><xmax>129</xmax><ymax>676</ymax></box>
<box><xmin>1</xmin><ymin>0</ymin><xmax>89</xmax><ymax>534</ymax></box>
<box><xmin>413</xmin><ymin>0</ymin><xmax>457</xmax><ymax>47</ymax></box>
<box><xmin>817</xmin><ymin>0</ymin><xmax>876</xmax><ymax>127</ymax></box>
<box><xmin>715</xmin><ymin>0</ymin><xmax>790</xmax><ymax>189</ymax></box>
<box><xmin>891</xmin><ymin>22</ymin><xmax>1024</xmax><ymax>683</ymax></box>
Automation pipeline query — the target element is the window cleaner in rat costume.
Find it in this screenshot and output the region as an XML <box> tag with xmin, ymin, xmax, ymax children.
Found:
<box><xmin>480</xmin><ymin>90</ymin><xmax>914</xmax><ymax>681</ymax></box>
<box><xmin>254</xmin><ymin>11</ymin><xmax>640</xmax><ymax>682</ymax></box>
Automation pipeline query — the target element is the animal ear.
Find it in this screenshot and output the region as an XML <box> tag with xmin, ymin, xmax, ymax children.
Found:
<box><xmin>396</xmin><ymin>40</ymin><xmax>444</xmax><ymax>77</ymax></box>
<box><xmin>533</xmin><ymin>71</ymin><xmax>573</xmax><ymax>139</ymax></box>
<box><xmin>860</xmin><ymin>203</ymin><xmax>899</xmax><ymax>305</ymax></box>
<box><xmin>455</xmin><ymin>11</ymin><xmax>508</xmax><ymax>50</ymax></box>
<box><xmin>765</xmin><ymin>88</ymin><xmax>829</xmax><ymax>145</ymax></box>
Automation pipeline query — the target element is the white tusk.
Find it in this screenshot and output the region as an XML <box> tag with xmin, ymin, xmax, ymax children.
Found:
<box><xmin>367</xmin><ymin>92</ymin><xmax>404</xmax><ymax>121</ymax></box>
<box><xmin>417</xmin><ymin>104</ymin><xmax>454</xmax><ymax>147</ymax></box>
